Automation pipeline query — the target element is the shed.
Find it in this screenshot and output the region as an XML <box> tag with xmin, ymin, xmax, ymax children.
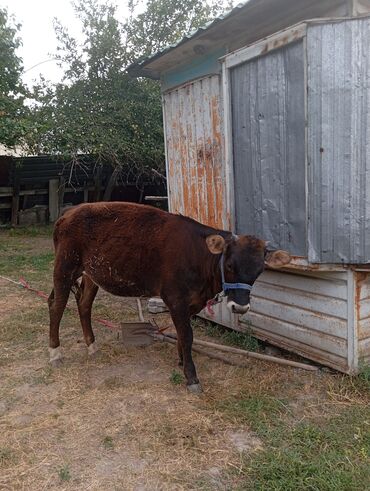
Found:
<box><xmin>128</xmin><ymin>0</ymin><xmax>370</xmax><ymax>373</ymax></box>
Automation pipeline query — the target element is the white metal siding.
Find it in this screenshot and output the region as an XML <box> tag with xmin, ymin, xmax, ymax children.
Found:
<box><xmin>201</xmin><ymin>269</ymin><xmax>351</xmax><ymax>372</ymax></box>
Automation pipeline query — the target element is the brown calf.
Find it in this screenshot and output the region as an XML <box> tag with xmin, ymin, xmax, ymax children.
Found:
<box><xmin>48</xmin><ymin>202</ymin><xmax>290</xmax><ymax>392</ymax></box>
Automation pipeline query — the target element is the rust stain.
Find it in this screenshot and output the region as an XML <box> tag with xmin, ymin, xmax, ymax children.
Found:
<box><xmin>204</xmin><ymin>141</ymin><xmax>215</xmax><ymax>227</ymax></box>
<box><xmin>165</xmin><ymin>77</ymin><xmax>226</xmax><ymax>229</ymax></box>
<box><xmin>210</xmin><ymin>94</ymin><xmax>225</xmax><ymax>229</ymax></box>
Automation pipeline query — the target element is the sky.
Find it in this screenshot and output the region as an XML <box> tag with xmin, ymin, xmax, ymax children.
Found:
<box><xmin>2</xmin><ymin>0</ymin><xmax>135</xmax><ymax>87</ymax></box>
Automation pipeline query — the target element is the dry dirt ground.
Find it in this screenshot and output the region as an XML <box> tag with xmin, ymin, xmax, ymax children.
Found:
<box><xmin>0</xmin><ymin>228</ymin><xmax>369</xmax><ymax>490</ymax></box>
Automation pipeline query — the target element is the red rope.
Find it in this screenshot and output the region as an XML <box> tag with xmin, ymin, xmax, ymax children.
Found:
<box><xmin>19</xmin><ymin>277</ymin><xmax>49</xmax><ymax>300</ymax></box>
<box><xmin>14</xmin><ymin>277</ymin><xmax>173</xmax><ymax>333</ymax></box>
<box><xmin>17</xmin><ymin>277</ymin><xmax>120</xmax><ymax>331</ymax></box>
<box><xmin>1</xmin><ymin>275</ymin><xmax>173</xmax><ymax>334</ymax></box>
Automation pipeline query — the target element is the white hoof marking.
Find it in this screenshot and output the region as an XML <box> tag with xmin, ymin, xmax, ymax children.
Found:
<box><xmin>49</xmin><ymin>346</ymin><xmax>62</xmax><ymax>363</ymax></box>
<box><xmin>87</xmin><ymin>341</ymin><xmax>99</xmax><ymax>356</ymax></box>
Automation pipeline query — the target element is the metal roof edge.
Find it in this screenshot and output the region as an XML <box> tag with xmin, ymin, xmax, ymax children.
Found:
<box><xmin>126</xmin><ymin>1</ymin><xmax>250</xmax><ymax>77</ymax></box>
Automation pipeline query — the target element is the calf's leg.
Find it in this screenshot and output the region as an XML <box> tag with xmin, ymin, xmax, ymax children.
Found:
<box><xmin>48</xmin><ymin>248</ymin><xmax>81</xmax><ymax>366</ymax></box>
<box><xmin>168</xmin><ymin>304</ymin><xmax>201</xmax><ymax>393</ymax></box>
<box><xmin>177</xmin><ymin>340</ymin><xmax>184</xmax><ymax>366</ymax></box>
<box><xmin>48</xmin><ymin>282</ymin><xmax>72</xmax><ymax>366</ymax></box>
<box><xmin>73</xmin><ymin>275</ymin><xmax>99</xmax><ymax>355</ymax></box>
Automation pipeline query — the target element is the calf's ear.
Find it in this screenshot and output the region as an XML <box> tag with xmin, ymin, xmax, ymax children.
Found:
<box><xmin>206</xmin><ymin>235</ymin><xmax>225</xmax><ymax>254</ymax></box>
<box><xmin>265</xmin><ymin>250</ymin><xmax>291</xmax><ymax>268</ymax></box>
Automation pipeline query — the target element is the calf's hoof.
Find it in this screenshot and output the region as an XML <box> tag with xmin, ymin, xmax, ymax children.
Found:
<box><xmin>50</xmin><ymin>358</ymin><xmax>64</xmax><ymax>368</ymax></box>
<box><xmin>187</xmin><ymin>383</ymin><xmax>203</xmax><ymax>394</ymax></box>
<box><xmin>87</xmin><ymin>341</ymin><xmax>99</xmax><ymax>356</ymax></box>
<box><xmin>49</xmin><ymin>346</ymin><xmax>63</xmax><ymax>368</ymax></box>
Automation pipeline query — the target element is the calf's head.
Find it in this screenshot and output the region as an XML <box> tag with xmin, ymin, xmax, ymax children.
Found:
<box><xmin>206</xmin><ymin>234</ymin><xmax>291</xmax><ymax>314</ymax></box>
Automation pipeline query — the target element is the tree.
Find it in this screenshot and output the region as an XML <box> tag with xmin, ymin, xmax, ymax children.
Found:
<box><xmin>0</xmin><ymin>8</ymin><xmax>28</xmax><ymax>148</ymax></box>
<box><xmin>125</xmin><ymin>0</ymin><xmax>230</xmax><ymax>62</ymax></box>
<box><xmin>26</xmin><ymin>0</ymin><xmax>232</xmax><ymax>183</ymax></box>
<box><xmin>27</xmin><ymin>1</ymin><xmax>164</xmax><ymax>182</ymax></box>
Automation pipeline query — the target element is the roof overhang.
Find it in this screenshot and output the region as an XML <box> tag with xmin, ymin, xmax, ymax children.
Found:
<box><xmin>127</xmin><ymin>0</ymin><xmax>355</xmax><ymax>79</ymax></box>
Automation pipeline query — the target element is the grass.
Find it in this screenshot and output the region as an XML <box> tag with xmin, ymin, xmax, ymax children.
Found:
<box><xmin>58</xmin><ymin>464</ymin><xmax>71</xmax><ymax>482</ymax></box>
<box><xmin>358</xmin><ymin>364</ymin><xmax>370</xmax><ymax>390</ymax></box>
<box><xmin>193</xmin><ymin>318</ymin><xmax>260</xmax><ymax>352</ymax></box>
<box><xmin>217</xmin><ymin>394</ymin><xmax>370</xmax><ymax>491</ymax></box>
<box><xmin>0</xmin><ymin>303</ymin><xmax>49</xmax><ymax>344</ymax></box>
<box><xmin>7</xmin><ymin>225</ymin><xmax>54</xmax><ymax>237</ymax></box>
<box><xmin>0</xmin><ymin>448</ymin><xmax>14</xmax><ymax>466</ymax></box>
<box><xmin>102</xmin><ymin>436</ymin><xmax>114</xmax><ymax>450</ymax></box>
<box><xmin>0</xmin><ymin>252</ymin><xmax>54</xmax><ymax>276</ymax></box>
<box><xmin>170</xmin><ymin>369</ymin><xmax>184</xmax><ymax>385</ymax></box>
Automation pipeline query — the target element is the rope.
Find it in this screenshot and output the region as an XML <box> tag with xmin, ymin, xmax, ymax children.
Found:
<box><xmin>0</xmin><ymin>274</ymin><xmax>173</xmax><ymax>333</ymax></box>
<box><xmin>0</xmin><ymin>274</ymin><xmax>119</xmax><ymax>331</ymax></box>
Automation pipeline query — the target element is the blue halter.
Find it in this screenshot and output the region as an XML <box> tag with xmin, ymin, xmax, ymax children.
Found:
<box><xmin>220</xmin><ymin>253</ymin><xmax>253</xmax><ymax>294</ymax></box>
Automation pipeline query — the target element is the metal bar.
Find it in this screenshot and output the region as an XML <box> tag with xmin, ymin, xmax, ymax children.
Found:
<box><xmin>222</xmin><ymin>61</ymin><xmax>235</xmax><ymax>231</ymax></box>
<box><xmin>347</xmin><ymin>270</ymin><xmax>358</xmax><ymax>373</ymax></box>
<box><xmin>161</xmin><ymin>94</ymin><xmax>171</xmax><ymax>212</ymax></box>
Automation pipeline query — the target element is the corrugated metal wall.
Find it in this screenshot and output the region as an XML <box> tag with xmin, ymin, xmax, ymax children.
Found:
<box><xmin>201</xmin><ymin>269</ymin><xmax>351</xmax><ymax>373</ymax></box>
<box><xmin>163</xmin><ymin>75</ymin><xmax>229</xmax><ymax>229</ymax></box>
<box><xmin>230</xmin><ymin>41</ymin><xmax>306</xmax><ymax>255</ymax></box>
<box><xmin>307</xmin><ymin>18</ymin><xmax>370</xmax><ymax>263</ymax></box>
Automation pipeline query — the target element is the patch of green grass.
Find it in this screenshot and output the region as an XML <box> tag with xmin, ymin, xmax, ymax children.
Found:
<box><xmin>58</xmin><ymin>464</ymin><xmax>71</xmax><ymax>482</ymax></box>
<box><xmin>0</xmin><ymin>252</ymin><xmax>54</xmax><ymax>276</ymax></box>
<box><xmin>358</xmin><ymin>364</ymin><xmax>370</xmax><ymax>390</ymax></box>
<box><xmin>0</xmin><ymin>303</ymin><xmax>48</xmax><ymax>343</ymax></box>
<box><xmin>8</xmin><ymin>225</ymin><xmax>54</xmax><ymax>237</ymax></box>
<box><xmin>218</xmin><ymin>394</ymin><xmax>370</xmax><ymax>491</ymax></box>
<box><xmin>170</xmin><ymin>369</ymin><xmax>184</xmax><ymax>385</ymax></box>
<box><xmin>193</xmin><ymin>319</ymin><xmax>259</xmax><ymax>352</ymax></box>
<box><xmin>218</xmin><ymin>395</ymin><xmax>285</xmax><ymax>432</ymax></box>
<box><xmin>102</xmin><ymin>436</ymin><xmax>114</xmax><ymax>449</ymax></box>
<box><xmin>0</xmin><ymin>447</ymin><xmax>14</xmax><ymax>466</ymax></box>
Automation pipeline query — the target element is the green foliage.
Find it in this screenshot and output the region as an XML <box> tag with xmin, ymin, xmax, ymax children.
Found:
<box><xmin>58</xmin><ymin>464</ymin><xmax>71</xmax><ymax>482</ymax></box>
<box><xmin>27</xmin><ymin>0</ymin><xmax>164</xmax><ymax>179</ymax></box>
<box><xmin>25</xmin><ymin>0</ymin><xmax>232</xmax><ymax>180</ymax></box>
<box><xmin>358</xmin><ymin>364</ymin><xmax>370</xmax><ymax>389</ymax></box>
<box><xmin>102</xmin><ymin>435</ymin><xmax>114</xmax><ymax>449</ymax></box>
<box><xmin>170</xmin><ymin>369</ymin><xmax>184</xmax><ymax>385</ymax></box>
<box><xmin>125</xmin><ymin>0</ymin><xmax>232</xmax><ymax>62</ymax></box>
<box><xmin>0</xmin><ymin>8</ymin><xmax>29</xmax><ymax>147</ymax></box>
